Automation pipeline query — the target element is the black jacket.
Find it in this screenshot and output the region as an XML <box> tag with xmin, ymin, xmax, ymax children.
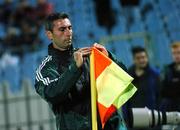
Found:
<box><xmin>160</xmin><ymin>63</ymin><xmax>180</xmax><ymax>111</ymax></box>
<box><xmin>35</xmin><ymin>43</ymin><xmax>127</xmax><ymax>130</ymax></box>
<box><xmin>127</xmin><ymin>65</ymin><xmax>160</xmax><ymax>109</ymax></box>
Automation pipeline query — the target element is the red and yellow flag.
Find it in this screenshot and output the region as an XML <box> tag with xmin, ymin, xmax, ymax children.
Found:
<box><xmin>90</xmin><ymin>47</ymin><xmax>137</xmax><ymax>129</ymax></box>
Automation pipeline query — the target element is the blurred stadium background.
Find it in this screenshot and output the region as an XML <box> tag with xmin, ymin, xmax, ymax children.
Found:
<box><xmin>0</xmin><ymin>0</ymin><xmax>179</xmax><ymax>130</ymax></box>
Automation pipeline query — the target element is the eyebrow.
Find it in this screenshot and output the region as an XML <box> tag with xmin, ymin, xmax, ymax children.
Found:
<box><xmin>59</xmin><ymin>25</ymin><xmax>72</xmax><ymax>28</ymax></box>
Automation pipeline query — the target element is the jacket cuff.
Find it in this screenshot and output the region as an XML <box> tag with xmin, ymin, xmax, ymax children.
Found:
<box><xmin>69</xmin><ymin>60</ymin><xmax>82</xmax><ymax>74</ymax></box>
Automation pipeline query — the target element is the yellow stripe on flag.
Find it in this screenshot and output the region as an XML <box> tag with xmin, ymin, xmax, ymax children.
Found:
<box><xmin>113</xmin><ymin>83</ymin><xmax>137</xmax><ymax>108</ymax></box>
<box><xmin>96</xmin><ymin>62</ymin><xmax>134</xmax><ymax>107</ymax></box>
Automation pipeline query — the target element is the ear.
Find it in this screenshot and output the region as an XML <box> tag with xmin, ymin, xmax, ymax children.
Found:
<box><xmin>46</xmin><ymin>31</ymin><xmax>53</xmax><ymax>40</ymax></box>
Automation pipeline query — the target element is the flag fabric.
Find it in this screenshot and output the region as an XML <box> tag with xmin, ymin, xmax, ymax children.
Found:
<box><xmin>90</xmin><ymin>47</ymin><xmax>137</xmax><ymax>128</ymax></box>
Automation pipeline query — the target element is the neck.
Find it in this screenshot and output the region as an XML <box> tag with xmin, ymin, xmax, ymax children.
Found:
<box><xmin>53</xmin><ymin>43</ymin><xmax>67</xmax><ymax>51</ymax></box>
<box><xmin>135</xmin><ymin>67</ymin><xmax>145</xmax><ymax>77</ymax></box>
<box><xmin>175</xmin><ymin>63</ymin><xmax>180</xmax><ymax>71</ymax></box>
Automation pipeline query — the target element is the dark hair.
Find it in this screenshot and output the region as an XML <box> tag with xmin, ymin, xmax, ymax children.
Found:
<box><xmin>45</xmin><ymin>12</ymin><xmax>69</xmax><ymax>31</ymax></box>
<box><xmin>131</xmin><ymin>46</ymin><xmax>147</xmax><ymax>57</ymax></box>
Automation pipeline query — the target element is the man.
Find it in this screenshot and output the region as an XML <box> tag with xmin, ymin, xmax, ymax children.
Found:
<box><xmin>127</xmin><ymin>46</ymin><xmax>160</xmax><ymax>109</ymax></box>
<box><xmin>123</xmin><ymin>46</ymin><xmax>160</xmax><ymax>130</ymax></box>
<box><xmin>160</xmin><ymin>42</ymin><xmax>180</xmax><ymax>112</ymax></box>
<box><xmin>34</xmin><ymin>12</ymin><xmax>127</xmax><ymax>130</ymax></box>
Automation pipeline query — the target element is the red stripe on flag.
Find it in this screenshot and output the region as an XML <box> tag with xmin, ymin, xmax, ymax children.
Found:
<box><xmin>93</xmin><ymin>48</ymin><xmax>111</xmax><ymax>80</ymax></box>
<box><xmin>98</xmin><ymin>103</ymin><xmax>117</xmax><ymax>128</ymax></box>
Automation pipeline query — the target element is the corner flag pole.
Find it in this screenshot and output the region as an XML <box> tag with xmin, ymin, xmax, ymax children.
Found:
<box><xmin>90</xmin><ymin>48</ymin><xmax>98</xmax><ymax>130</ymax></box>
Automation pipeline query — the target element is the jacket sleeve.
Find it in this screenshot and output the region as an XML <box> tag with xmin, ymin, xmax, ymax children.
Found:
<box><xmin>35</xmin><ymin>60</ymin><xmax>82</xmax><ymax>104</ymax></box>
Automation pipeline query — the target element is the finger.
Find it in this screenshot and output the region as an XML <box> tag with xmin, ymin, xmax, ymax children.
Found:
<box><xmin>93</xmin><ymin>43</ymin><xmax>98</xmax><ymax>46</ymax></box>
<box><xmin>82</xmin><ymin>52</ymin><xmax>91</xmax><ymax>56</ymax></box>
<box><xmin>93</xmin><ymin>43</ymin><xmax>109</xmax><ymax>56</ymax></box>
<box><xmin>82</xmin><ymin>51</ymin><xmax>91</xmax><ymax>56</ymax></box>
<box><xmin>81</xmin><ymin>50</ymin><xmax>91</xmax><ymax>55</ymax></box>
<box><xmin>74</xmin><ymin>51</ymin><xmax>82</xmax><ymax>57</ymax></box>
<box><xmin>79</xmin><ymin>49</ymin><xmax>91</xmax><ymax>54</ymax></box>
<box><xmin>81</xmin><ymin>47</ymin><xmax>91</xmax><ymax>49</ymax></box>
<box><xmin>95</xmin><ymin>46</ymin><xmax>105</xmax><ymax>52</ymax></box>
<box><xmin>75</xmin><ymin>50</ymin><xmax>91</xmax><ymax>57</ymax></box>
<box><xmin>93</xmin><ymin>44</ymin><xmax>105</xmax><ymax>50</ymax></box>
<box><xmin>93</xmin><ymin>43</ymin><xmax>102</xmax><ymax>48</ymax></box>
<box><xmin>78</xmin><ymin>47</ymin><xmax>91</xmax><ymax>52</ymax></box>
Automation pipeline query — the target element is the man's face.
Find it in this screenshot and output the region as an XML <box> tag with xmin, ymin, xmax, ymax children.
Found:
<box><xmin>172</xmin><ymin>46</ymin><xmax>180</xmax><ymax>64</ymax></box>
<box><xmin>48</xmin><ymin>18</ymin><xmax>73</xmax><ymax>50</ymax></box>
<box><xmin>133</xmin><ymin>52</ymin><xmax>148</xmax><ymax>69</ymax></box>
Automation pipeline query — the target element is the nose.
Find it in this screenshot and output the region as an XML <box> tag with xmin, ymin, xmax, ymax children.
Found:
<box><xmin>65</xmin><ymin>28</ymin><xmax>72</xmax><ymax>36</ymax></box>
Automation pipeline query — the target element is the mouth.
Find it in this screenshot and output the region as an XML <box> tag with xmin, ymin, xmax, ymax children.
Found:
<box><xmin>65</xmin><ymin>39</ymin><xmax>72</xmax><ymax>45</ymax></box>
<box><xmin>66</xmin><ymin>39</ymin><xmax>72</xmax><ymax>42</ymax></box>
<box><xmin>66</xmin><ymin>37</ymin><xmax>72</xmax><ymax>42</ymax></box>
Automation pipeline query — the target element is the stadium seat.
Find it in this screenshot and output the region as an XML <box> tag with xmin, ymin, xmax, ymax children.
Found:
<box><xmin>152</xmin><ymin>32</ymin><xmax>172</xmax><ymax>66</ymax></box>
<box><xmin>114</xmin><ymin>40</ymin><xmax>133</xmax><ymax>67</ymax></box>
<box><xmin>0</xmin><ymin>24</ymin><xmax>6</xmax><ymax>38</ymax></box>
<box><xmin>145</xmin><ymin>11</ymin><xmax>163</xmax><ymax>32</ymax></box>
<box><xmin>158</xmin><ymin>0</ymin><xmax>175</xmax><ymax>16</ymax></box>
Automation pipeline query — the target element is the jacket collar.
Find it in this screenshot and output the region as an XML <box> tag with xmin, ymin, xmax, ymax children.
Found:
<box><xmin>130</xmin><ymin>64</ymin><xmax>150</xmax><ymax>76</ymax></box>
<box><xmin>48</xmin><ymin>43</ymin><xmax>74</xmax><ymax>59</ymax></box>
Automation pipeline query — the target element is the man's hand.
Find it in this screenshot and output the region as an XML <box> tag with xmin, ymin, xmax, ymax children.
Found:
<box><xmin>74</xmin><ymin>47</ymin><xmax>91</xmax><ymax>68</ymax></box>
<box><xmin>93</xmin><ymin>43</ymin><xmax>109</xmax><ymax>57</ymax></box>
